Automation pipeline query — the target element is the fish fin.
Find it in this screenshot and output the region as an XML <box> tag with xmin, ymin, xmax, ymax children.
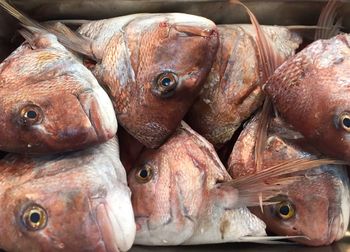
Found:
<box><xmin>314</xmin><ymin>0</ymin><xmax>342</xmax><ymax>40</ymax></box>
<box><xmin>287</xmin><ymin>25</ymin><xmax>328</xmax><ymax>30</ymax></box>
<box><xmin>229</xmin><ymin>2</ymin><xmax>284</xmax><ymax>211</ymax></box>
<box><xmin>45</xmin><ymin>19</ymin><xmax>92</xmax><ymax>26</ymax></box>
<box><xmin>222</xmin><ymin>159</ymin><xmax>346</xmax><ymax>207</ymax></box>
<box><xmin>0</xmin><ymin>0</ymin><xmax>96</xmax><ymax>59</ymax></box>
<box><xmin>239</xmin><ymin>236</ymin><xmax>308</xmax><ymax>244</ymax></box>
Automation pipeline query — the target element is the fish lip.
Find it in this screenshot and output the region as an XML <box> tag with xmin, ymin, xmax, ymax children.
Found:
<box><xmin>95</xmin><ymin>203</ymin><xmax>121</xmax><ymax>252</ymax></box>
<box><xmin>173</xmin><ymin>24</ymin><xmax>216</xmax><ymax>37</ymax></box>
<box><xmin>77</xmin><ymin>89</ymin><xmax>117</xmax><ymax>142</ymax></box>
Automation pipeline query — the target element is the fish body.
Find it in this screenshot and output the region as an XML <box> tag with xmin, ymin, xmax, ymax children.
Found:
<box><xmin>228</xmin><ymin>117</ymin><xmax>350</xmax><ymax>246</ymax></box>
<box><xmin>0</xmin><ymin>33</ymin><xmax>117</xmax><ymax>154</ymax></box>
<box><xmin>76</xmin><ymin>13</ymin><xmax>219</xmax><ymax>148</ymax></box>
<box><xmin>264</xmin><ymin>34</ymin><xmax>350</xmax><ymax>161</ymax></box>
<box><xmin>186</xmin><ymin>24</ymin><xmax>302</xmax><ymax>147</ymax></box>
<box><xmin>0</xmin><ymin>137</ymin><xmax>135</xmax><ymax>252</ymax></box>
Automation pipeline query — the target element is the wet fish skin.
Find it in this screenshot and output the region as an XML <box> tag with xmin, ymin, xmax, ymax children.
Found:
<box><xmin>186</xmin><ymin>24</ymin><xmax>302</xmax><ymax>148</ymax></box>
<box><xmin>0</xmin><ymin>33</ymin><xmax>117</xmax><ymax>154</ymax></box>
<box><xmin>77</xmin><ymin>13</ymin><xmax>219</xmax><ymax>148</ymax></box>
<box><xmin>0</xmin><ymin>138</ymin><xmax>135</xmax><ymax>252</ymax></box>
<box><xmin>227</xmin><ymin>117</ymin><xmax>350</xmax><ymax>246</ymax></box>
<box><xmin>264</xmin><ymin>34</ymin><xmax>350</xmax><ymax>162</ymax></box>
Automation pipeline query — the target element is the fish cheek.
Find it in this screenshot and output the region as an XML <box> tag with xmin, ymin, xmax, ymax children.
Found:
<box><xmin>23</xmin><ymin>190</ymin><xmax>102</xmax><ymax>250</ymax></box>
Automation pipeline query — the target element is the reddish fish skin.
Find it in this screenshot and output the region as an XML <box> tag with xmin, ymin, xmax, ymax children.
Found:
<box><xmin>186</xmin><ymin>24</ymin><xmax>301</xmax><ymax>148</ymax></box>
<box><xmin>264</xmin><ymin>34</ymin><xmax>350</xmax><ymax>161</ymax></box>
<box><xmin>0</xmin><ymin>138</ymin><xmax>135</xmax><ymax>252</ymax></box>
<box><xmin>77</xmin><ymin>14</ymin><xmax>219</xmax><ymax>148</ymax></box>
<box><xmin>0</xmin><ymin>33</ymin><xmax>117</xmax><ymax>154</ymax></box>
<box><xmin>227</xmin><ymin>117</ymin><xmax>350</xmax><ymax>246</ymax></box>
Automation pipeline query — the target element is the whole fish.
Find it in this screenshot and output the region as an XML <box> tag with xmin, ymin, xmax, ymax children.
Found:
<box><xmin>0</xmin><ymin>31</ymin><xmax>117</xmax><ymax>154</ymax></box>
<box><xmin>128</xmin><ymin>122</ymin><xmax>332</xmax><ymax>246</ymax></box>
<box><xmin>186</xmin><ymin>24</ymin><xmax>302</xmax><ymax>147</ymax></box>
<box><xmin>263</xmin><ymin>33</ymin><xmax>350</xmax><ymax>161</ymax></box>
<box><xmin>0</xmin><ymin>137</ymin><xmax>135</xmax><ymax>252</ymax></box>
<box><xmin>227</xmin><ymin>116</ymin><xmax>350</xmax><ymax>246</ymax></box>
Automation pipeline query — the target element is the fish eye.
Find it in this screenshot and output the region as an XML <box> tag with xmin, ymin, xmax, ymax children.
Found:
<box><xmin>276</xmin><ymin>201</ymin><xmax>295</xmax><ymax>220</ymax></box>
<box><xmin>153</xmin><ymin>71</ymin><xmax>178</xmax><ymax>98</ymax></box>
<box><xmin>135</xmin><ymin>164</ymin><xmax>153</xmax><ymax>183</ymax></box>
<box><xmin>339</xmin><ymin>112</ymin><xmax>350</xmax><ymax>132</ymax></box>
<box><xmin>22</xmin><ymin>204</ymin><xmax>47</xmax><ymax>231</ymax></box>
<box><xmin>19</xmin><ymin>104</ymin><xmax>43</xmax><ymax>126</ymax></box>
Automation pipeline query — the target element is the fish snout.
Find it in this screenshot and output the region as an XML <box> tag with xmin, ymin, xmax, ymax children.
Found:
<box><xmin>78</xmin><ymin>88</ymin><xmax>117</xmax><ymax>142</ymax></box>
<box><xmin>169</xmin><ymin>13</ymin><xmax>217</xmax><ymax>38</ymax></box>
<box><xmin>94</xmin><ymin>189</ymin><xmax>136</xmax><ymax>252</ymax></box>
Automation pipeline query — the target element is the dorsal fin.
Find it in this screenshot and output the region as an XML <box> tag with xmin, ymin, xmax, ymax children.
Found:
<box><xmin>222</xmin><ymin>158</ymin><xmax>346</xmax><ymax>207</ymax></box>
<box><xmin>314</xmin><ymin>0</ymin><xmax>342</xmax><ymax>40</ymax></box>
<box><xmin>0</xmin><ymin>0</ymin><xmax>96</xmax><ymax>59</ymax></box>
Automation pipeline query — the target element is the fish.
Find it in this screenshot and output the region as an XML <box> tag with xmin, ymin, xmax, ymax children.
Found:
<box><xmin>75</xmin><ymin>14</ymin><xmax>219</xmax><ymax>149</ymax></box>
<box><xmin>262</xmin><ymin>0</ymin><xmax>349</xmax><ymax>161</ymax></box>
<box><xmin>0</xmin><ymin>30</ymin><xmax>117</xmax><ymax>154</ymax></box>
<box><xmin>227</xmin><ymin>116</ymin><xmax>350</xmax><ymax>246</ymax></box>
<box><xmin>0</xmin><ymin>137</ymin><xmax>135</xmax><ymax>252</ymax></box>
<box><xmin>263</xmin><ymin>33</ymin><xmax>350</xmax><ymax>162</ymax></box>
<box><xmin>128</xmin><ymin>122</ymin><xmax>337</xmax><ymax>246</ymax></box>
<box><xmin>186</xmin><ymin>24</ymin><xmax>302</xmax><ymax>148</ymax></box>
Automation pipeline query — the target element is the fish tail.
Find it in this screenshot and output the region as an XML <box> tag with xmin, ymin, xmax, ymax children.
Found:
<box><xmin>0</xmin><ymin>0</ymin><xmax>96</xmax><ymax>59</ymax></box>
<box><xmin>315</xmin><ymin>0</ymin><xmax>342</xmax><ymax>40</ymax></box>
<box><xmin>222</xmin><ymin>158</ymin><xmax>346</xmax><ymax>207</ymax></box>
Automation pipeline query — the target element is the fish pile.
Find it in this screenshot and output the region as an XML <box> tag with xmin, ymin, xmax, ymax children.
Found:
<box><xmin>0</xmin><ymin>0</ymin><xmax>348</xmax><ymax>251</ymax></box>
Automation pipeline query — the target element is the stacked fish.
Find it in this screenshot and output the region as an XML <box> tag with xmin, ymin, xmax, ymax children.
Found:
<box><xmin>0</xmin><ymin>0</ymin><xmax>348</xmax><ymax>251</ymax></box>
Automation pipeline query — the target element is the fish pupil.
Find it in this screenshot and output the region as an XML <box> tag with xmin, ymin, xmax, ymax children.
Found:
<box><xmin>26</xmin><ymin>110</ymin><xmax>37</xmax><ymax>119</ymax></box>
<box><xmin>161</xmin><ymin>77</ymin><xmax>172</xmax><ymax>87</ymax></box>
<box><xmin>279</xmin><ymin>205</ymin><xmax>290</xmax><ymax>216</ymax></box>
<box><xmin>139</xmin><ymin>169</ymin><xmax>148</xmax><ymax>178</ymax></box>
<box><xmin>30</xmin><ymin>212</ymin><xmax>41</xmax><ymax>223</ymax></box>
<box><xmin>343</xmin><ymin>117</ymin><xmax>350</xmax><ymax>128</ymax></box>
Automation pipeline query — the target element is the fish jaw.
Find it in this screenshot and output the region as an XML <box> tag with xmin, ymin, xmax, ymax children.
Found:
<box><xmin>77</xmin><ymin>87</ymin><xmax>117</xmax><ymax>143</ymax></box>
<box><xmin>183</xmin><ymin>207</ymin><xmax>267</xmax><ymax>245</ymax></box>
<box><xmin>95</xmin><ymin>186</ymin><xmax>136</xmax><ymax>252</ymax></box>
<box><xmin>134</xmin><ymin>215</ymin><xmax>196</xmax><ymax>246</ymax></box>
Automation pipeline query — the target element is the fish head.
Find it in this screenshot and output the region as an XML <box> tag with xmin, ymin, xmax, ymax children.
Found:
<box><xmin>128</xmin><ymin>123</ymin><xmax>227</xmax><ymax>245</ymax></box>
<box><xmin>251</xmin><ymin>165</ymin><xmax>350</xmax><ymax>246</ymax></box>
<box><xmin>265</xmin><ymin>34</ymin><xmax>350</xmax><ymax>161</ymax></box>
<box><xmin>103</xmin><ymin>13</ymin><xmax>219</xmax><ymax>148</ymax></box>
<box><xmin>0</xmin><ymin>33</ymin><xmax>117</xmax><ymax>154</ymax></box>
<box><xmin>0</xmin><ymin>158</ymin><xmax>135</xmax><ymax>251</ymax></box>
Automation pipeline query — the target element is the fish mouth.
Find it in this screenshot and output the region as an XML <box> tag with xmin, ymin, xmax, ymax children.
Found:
<box><xmin>168</xmin><ymin>13</ymin><xmax>217</xmax><ymax>37</ymax></box>
<box><xmin>96</xmin><ymin>203</ymin><xmax>133</xmax><ymax>252</ymax></box>
<box><xmin>94</xmin><ymin>188</ymin><xmax>136</xmax><ymax>252</ymax></box>
<box><xmin>77</xmin><ymin>88</ymin><xmax>117</xmax><ymax>142</ymax></box>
